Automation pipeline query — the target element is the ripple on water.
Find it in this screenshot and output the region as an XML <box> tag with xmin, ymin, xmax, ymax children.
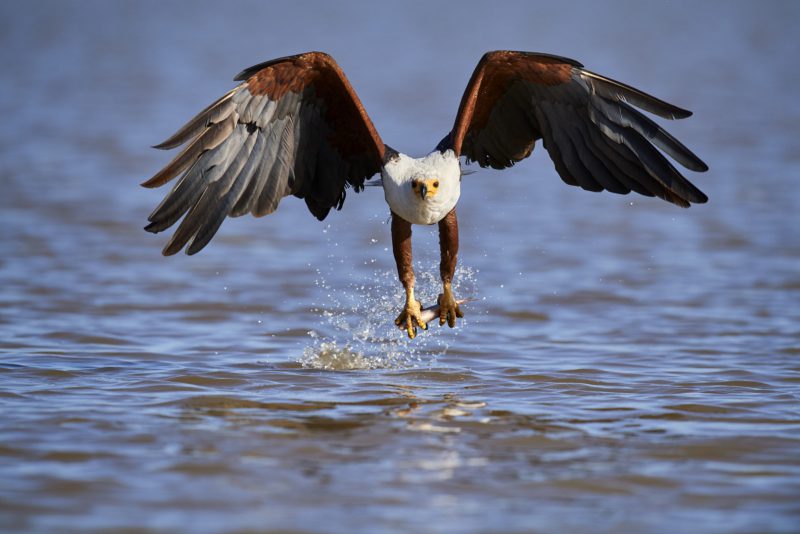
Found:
<box><xmin>2</xmin><ymin>4</ymin><xmax>800</xmax><ymax>533</ymax></box>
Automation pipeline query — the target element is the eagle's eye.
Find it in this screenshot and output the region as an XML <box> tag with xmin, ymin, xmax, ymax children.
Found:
<box><xmin>433</xmin><ymin>181</ymin><xmax>440</xmax><ymax>188</ymax></box>
<box><xmin>411</xmin><ymin>181</ymin><xmax>419</xmax><ymax>189</ymax></box>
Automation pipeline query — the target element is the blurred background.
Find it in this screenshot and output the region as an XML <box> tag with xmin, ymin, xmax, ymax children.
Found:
<box><xmin>1</xmin><ymin>1</ymin><xmax>798</xmax><ymax>533</ymax></box>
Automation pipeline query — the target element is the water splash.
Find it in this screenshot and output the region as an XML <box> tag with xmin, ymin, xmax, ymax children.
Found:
<box><xmin>299</xmin><ymin>262</ymin><xmax>478</xmax><ymax>371</ymax></box>
<box><xmin>300</xmin><ymin>340</ymin><xmax>379</xmax><ymax>371</ymax></box>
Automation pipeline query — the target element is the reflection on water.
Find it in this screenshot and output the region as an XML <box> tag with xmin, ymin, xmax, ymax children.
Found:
<box><xmin>2</xmin><ymin>1</ymin><xmax>800</xmax><ymax>533</ymax></box>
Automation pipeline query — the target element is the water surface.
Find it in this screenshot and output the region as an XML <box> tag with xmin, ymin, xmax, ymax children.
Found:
<box><xmin>1</xmin><ymin>1</ymin><xmax>799</xmax><ymax>532</ymax></box>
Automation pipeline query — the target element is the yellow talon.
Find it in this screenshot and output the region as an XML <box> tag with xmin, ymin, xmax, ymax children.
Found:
<box><xmin>395</xmin><ymin>298</ymin><xmax>426</xmax><ymax>339</ymax></box>
<box><xmin>437</xmin><ymin>283</ymin><xmax>463</xmax><ymax>328</ymax></box>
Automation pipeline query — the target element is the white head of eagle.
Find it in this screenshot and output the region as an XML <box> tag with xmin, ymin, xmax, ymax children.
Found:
<box><xmin>142</xmin><ymin>51</ymin><xmax>708</xmax><ymax>340</ymax></box>
<box><xmin>382</xmin><ymin>149</ymin><xmax>461</xmax><ymax>226</ymax></box>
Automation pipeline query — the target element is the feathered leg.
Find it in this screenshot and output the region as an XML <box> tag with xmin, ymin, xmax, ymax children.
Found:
<box><xmin>437</xmin><ymin>208</ymin><xmax>463</xmax><ymax>327</ymax></box>
<box><xmin>391</xmin><ymin>212</ymin><xmax>426</xmax><ymax>339</ymax></box>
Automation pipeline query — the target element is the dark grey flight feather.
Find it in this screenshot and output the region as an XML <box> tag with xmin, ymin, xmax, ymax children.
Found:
<box><xmin>579</xmin><ymin>70</ymin><xmax>692</xmax><ymax>120</ymax></box>
<box><xmin>153</xmin><ymin>90</ymin><xmax>236</xmax><ymax>150</ymax></box>
<box><xmin>229</xmin><ymin>130</ymin><xmax>267</xmax><ymax>217</ymax></box>
<box><xmin>537</xmin><ymin>102</ymin><xmax>604</xmax><ymax>192</ymax></box>
<box><xmin>143</xmin><ymin>114</ymin><xmax>237</xmax><ymax>188</ymax></box>
<box><xmin>589</xmin><ymin>96</ymin><xmax>707</xmax><ymax>172</ymax></box>
<box><xmin>186</xmin><ymin>139</ymin><xmax>258</xmax><ymax>255</ymax></box>
<box><xmin>589</xmin><ymin>109</ymin><xmax>707</xmax><ymax>204</ymax></box>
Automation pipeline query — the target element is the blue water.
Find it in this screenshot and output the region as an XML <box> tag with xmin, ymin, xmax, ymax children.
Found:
<box><xmin>1</xmin><ymin>1</ymin><xmax>799</xmax><ymax>533</ymax></box>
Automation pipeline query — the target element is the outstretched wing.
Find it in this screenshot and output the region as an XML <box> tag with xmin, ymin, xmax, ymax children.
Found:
<box><xmin>143</xmin><ymin>52</ymin><xmax>386</xmax><ymax>255</ymax></box>
<box><xmin>440</xmin><ymin>51</ymin><xmax>708</xmax><ymax>207</ymax></box>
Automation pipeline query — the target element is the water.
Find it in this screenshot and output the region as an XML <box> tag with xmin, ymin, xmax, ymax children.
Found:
<box><xmin>2</xmin><ymin>1</ymin><xmax>799</xmax><ymax>532</ymax></box>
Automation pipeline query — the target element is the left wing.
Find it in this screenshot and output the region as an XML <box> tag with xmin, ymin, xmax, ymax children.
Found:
<box><xmin>438</xmin><ymin>51</ymin><xmax>708</xmax><ymax>207</ymax></box>
<box><xmin>142</xmin><ymin>52</ymin><xmax>385</xmax><ymax>255</ymax></box>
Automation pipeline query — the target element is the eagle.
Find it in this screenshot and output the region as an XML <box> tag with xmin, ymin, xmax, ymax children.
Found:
<box><xmin>142</xmin><ymin>51</ymin><xmax>708</xmax><ymax>339</ymax></box>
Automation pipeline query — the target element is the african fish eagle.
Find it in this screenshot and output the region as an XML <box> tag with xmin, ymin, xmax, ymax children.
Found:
<box><xmin>143</xmin><ymin>51</ymin><xmax>708</xmax><ymax>339</ymax></box>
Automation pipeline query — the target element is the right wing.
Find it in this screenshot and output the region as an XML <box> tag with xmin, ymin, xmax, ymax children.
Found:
<box><xmin>439</xmin><ymin>51</ymin><xmax>708</xmax><ymax>207</ymax></box>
